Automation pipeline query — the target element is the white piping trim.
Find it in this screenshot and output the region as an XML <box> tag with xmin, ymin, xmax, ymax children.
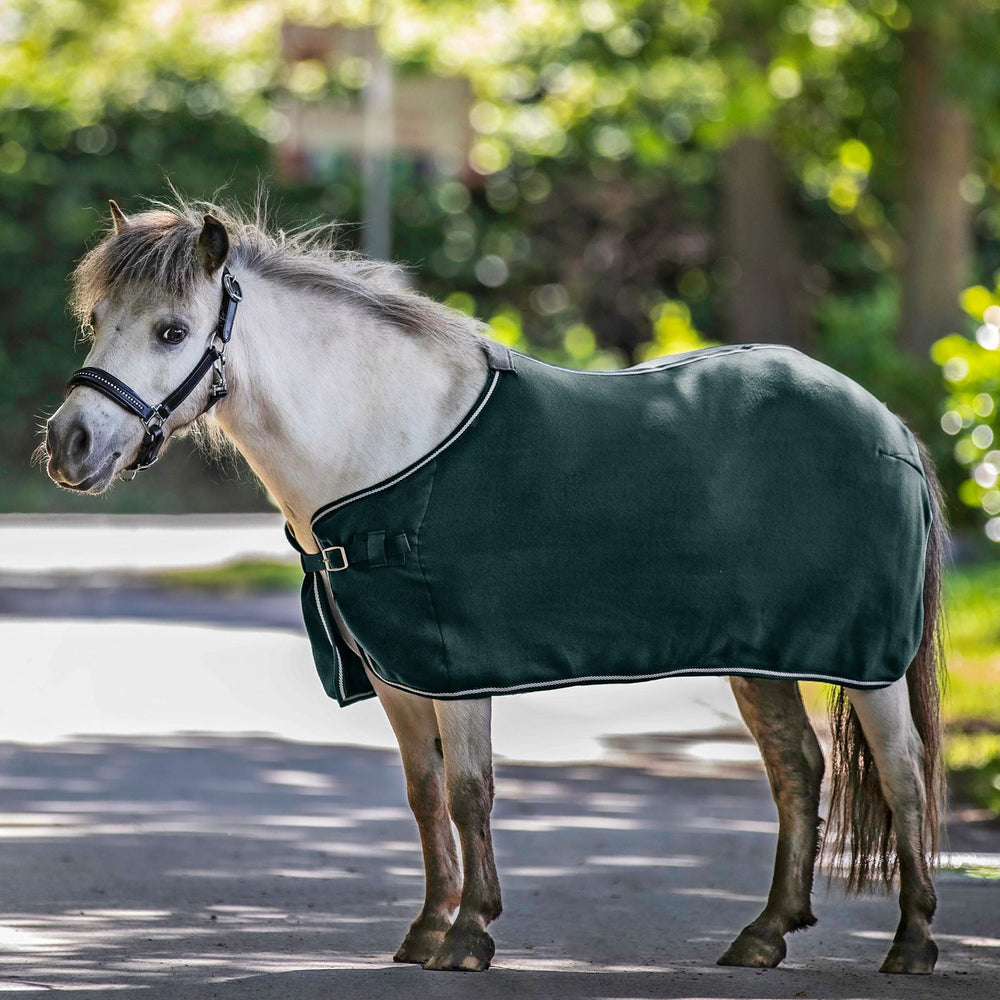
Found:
<box><xmin>310</xmin><ymin>346</ymin><xmax>798</xmax><ymax>526</ymax></box>
<box><xmin>311</xmin><ymin>573</ymin><xmax>335</xmax><ymax>648</ymax></box>
<box><xmin>312</xmin><ymin>574</ymin><xmax>375</xmax><ymax>705</ymax></box>
<box><xmin>515</xmin><ymin>343</ymin><xmax>799</xmax><ymax>377</ymax></box>
<box><xmin>350</xmin><ymin>652</ymin><xmax>896</xmax><ymax>700</ymax></box>
<box><xmin>311</xmin><ymin>573</ymin><xmax>346</xmax><ymax>703</ymax></box>
<box><xmin>311</xmin><ymin>369</ymin><xmax>502</xmax><ymax>525</ymax></box>
<box><xmin>339</xmin><ymin>683</ymin><xmax>374</xmax><ymax>704</ymax></box>
<box><xmin>359</xmin><ymin>646</ymin><xmax>380</xmax><ymax>687</ymax></box>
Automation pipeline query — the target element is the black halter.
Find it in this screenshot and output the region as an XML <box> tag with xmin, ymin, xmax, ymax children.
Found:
<box><xmin>66</xmin><ymin>268</ymin><xmax>243</xmax><ymax>478</ymax></box>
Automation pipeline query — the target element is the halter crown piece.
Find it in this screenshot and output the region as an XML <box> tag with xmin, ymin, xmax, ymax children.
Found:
<box><xmin>66</xmin><ymin>267</ymin><xmax>243</xmax><ymax>480</ymax></box>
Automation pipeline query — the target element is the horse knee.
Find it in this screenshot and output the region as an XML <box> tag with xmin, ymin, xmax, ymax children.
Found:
<box><xmin>446</xmin><ymin>769</ymin><xmax>495</xmax><ymax>835</ymax></box>
<box><xmin>406</xmin><ymin>763</ymin><xmax>447</xmax><ymax>822</ymax></box>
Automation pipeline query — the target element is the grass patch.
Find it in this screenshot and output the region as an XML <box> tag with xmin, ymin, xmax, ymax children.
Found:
<box><xmin>943</xmin><ymin>560</ymin><xmax>1000</xmax><ymax>727</ymax></box>
<box><xmin>154</xmin><ymin>559</ymin><xmax>300</xmax><ymax>592</ymax></box>
<box><xmin>941</xmin><ymin>561</ymin><xmax>1000</xmax><ymax>819</ymax></box>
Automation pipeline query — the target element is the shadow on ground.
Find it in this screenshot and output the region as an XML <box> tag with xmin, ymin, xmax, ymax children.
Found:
<box><xmin>0</xmin><ymin>737</ymin><xmax>993</xmax><ymax>999</ymax></box>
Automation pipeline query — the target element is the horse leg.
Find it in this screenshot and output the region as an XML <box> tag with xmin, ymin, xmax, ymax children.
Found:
<box><xmin>718</xmin><ymin>677</ymin><xmax>824</xmax><ymax>968</ymax></box>
<box><xmin>370</xmin><ymin>675</ymin><xmax>462</xmax><ymax>964</ymax></box>
<box><xmin>848</xmin><ymin>679</ymin><xmax>938</xmax><ymax>974</ymax></box>
<box><xmin>422</xmin><ymin>698</ymin><xmax>501</xmax><ymax>972</ymax></box>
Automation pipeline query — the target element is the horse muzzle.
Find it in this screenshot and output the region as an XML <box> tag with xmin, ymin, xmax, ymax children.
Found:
<box><xmin>45</xmin><ymin>403</ymin><xmax>126</xmax><ymax>493</ymax></box>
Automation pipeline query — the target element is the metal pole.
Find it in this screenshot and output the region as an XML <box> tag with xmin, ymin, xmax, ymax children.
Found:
<box><xmin>361</xmin><ymin>30</ymin><xmax>393</xmax><ymax>261</ymax></box>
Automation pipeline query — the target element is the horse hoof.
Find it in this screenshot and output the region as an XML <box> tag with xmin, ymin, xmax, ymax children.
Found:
<box><xmin>717</xmin><ymin>928</ymin><xmax>787</xmax><ymax>969</ymax></box>
<box><xmin>422</xmin><ymin>925</ymin><xmax>495</xmax><ymax>972</ymax></box>
<box><xmin>393</xmin><ymin>927</ymin><xmax>447</xmax><ymax>965</ymax></box>
<box><xmin>879</xmin><ymin>938</ymin><xmax>938</xmax><ymax>975</ymax></box>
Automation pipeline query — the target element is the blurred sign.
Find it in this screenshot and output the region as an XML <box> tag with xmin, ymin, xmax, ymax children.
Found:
<box><xmin>277</xmin><ymin>24</ymin><xmax>472</xmax><ymax>181</ymax></box>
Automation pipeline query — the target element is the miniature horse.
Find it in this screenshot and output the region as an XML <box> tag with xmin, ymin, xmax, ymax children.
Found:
<box><xmin>44</xmin><ymin>201</ymin><xmax>945</xmax><ymax>974</ymax></box>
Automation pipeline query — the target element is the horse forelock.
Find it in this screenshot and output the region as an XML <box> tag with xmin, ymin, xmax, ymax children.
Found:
<box><xmin>70</xmin><ymin>210</ymin><xmax>202</xmax><ymax>331</ymax></box>
<box><xmin>70</xmin><ymin>197</ymin><xmax>486</xmax><ymax>348</ymax></box>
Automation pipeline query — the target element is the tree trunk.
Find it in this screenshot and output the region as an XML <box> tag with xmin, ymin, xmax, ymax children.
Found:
<box><xmin>898</xmin><ymin>27</ymin><xmax>973</xmax><ymax>358</ymax></box>
<box><xmin>720</xmin><ymin>134</ymin><xmax>812</xmax><ymax>349</ymax></box>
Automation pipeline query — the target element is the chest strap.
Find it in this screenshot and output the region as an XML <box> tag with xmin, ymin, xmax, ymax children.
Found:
<box><xmin>300</xmin><ymin>530</ymin><xmax>411</xmax><ymax>574</ymax></box>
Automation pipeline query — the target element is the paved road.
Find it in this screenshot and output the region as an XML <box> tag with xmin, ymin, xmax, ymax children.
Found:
<box><xmin>0</xmin><ymin>580</ymin><xmax>304</xmax><ymax>630</ymax></box>
<box><xmin>0</xmin><ymin>544</ymin><xmax>997</xmax><ymax>998</ymax></box>
<box><xmin>0</xmin><ymin>737</ymin><xmax>995</xmax><ymax>999</ymax></box>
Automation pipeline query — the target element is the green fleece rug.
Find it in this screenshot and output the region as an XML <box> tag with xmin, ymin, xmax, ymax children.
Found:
<box><xmin>288</xmin><ymin>343</ymin><xmax>932</xmax><ymax>706</ymax></box>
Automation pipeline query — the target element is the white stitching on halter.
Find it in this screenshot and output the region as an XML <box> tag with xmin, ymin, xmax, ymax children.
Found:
<box><xmin>77</xmin><ymin>372</ymin><xmax>145</xmax><ymax>411</ymax></box>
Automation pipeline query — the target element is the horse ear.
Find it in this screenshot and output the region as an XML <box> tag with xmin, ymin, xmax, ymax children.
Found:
<box><xmin>108</xmin><ymin>200</ymin><xmax>129</xmax><ymax>234</ymax></box>
<box><xmin>197</xmin><ymin>214</ymin><xmax>230</xmax><ymax>276</ymax></box>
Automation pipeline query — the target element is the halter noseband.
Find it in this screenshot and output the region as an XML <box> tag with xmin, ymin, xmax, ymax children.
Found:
<box><xmin>66</xmin><ymin>268</ymin><xmax>243</xmax><ymax>480</ymax></box>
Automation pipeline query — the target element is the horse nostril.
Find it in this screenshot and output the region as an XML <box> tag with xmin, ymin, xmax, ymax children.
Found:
<box><xmin>67</xmin><ymin>421</ymin><xmax>91</xmax><ymax>463</ymax></box>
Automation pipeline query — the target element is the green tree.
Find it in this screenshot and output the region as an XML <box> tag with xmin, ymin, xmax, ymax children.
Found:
<box><xmin>6</xmin><ymin>0</ymin><xmax>1000</xmax><ymax>521</ymax></box>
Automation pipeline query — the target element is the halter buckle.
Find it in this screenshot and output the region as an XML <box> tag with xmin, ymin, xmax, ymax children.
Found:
<box><xmin>142</xmin><ymin>410</ymin><xmax>164</xmax><ymax>434</ymax></box>
<box><xmin>210</xmin><ymin>351</ymin><xmax>228</xmax><ymax>399</ymax></box>
<box><xmin>321</xmin><ymin>546</ymin><xmax>349</xmax><ymax>573</ymax></box>
<box><xmin>134</xmin><ymin>418</ymin><xmax>165</xmax><ymax>471</ymax></box>
<box><xmin>223</xmin><ymin>270</ymin><xmax>243</xmax><ymax>302</ymax></box>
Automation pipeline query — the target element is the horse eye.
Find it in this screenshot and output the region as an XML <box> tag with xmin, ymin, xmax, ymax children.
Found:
<box><xmin>159</xmin><ymin>325</ymin><xmax>188</xmax><ymax>346</ymax></box>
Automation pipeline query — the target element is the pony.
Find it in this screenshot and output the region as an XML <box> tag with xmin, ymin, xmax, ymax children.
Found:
<box><xmin>43</xmin><ymin>200</ymin><xmax>946</xmax><ymax>975</ymax></box>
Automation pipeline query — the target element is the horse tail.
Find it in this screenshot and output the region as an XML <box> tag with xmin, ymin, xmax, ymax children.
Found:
<box><xmin>825</xmin><ymin>437</ymin><xmax>947</xmax><ymax>892</ymax></box>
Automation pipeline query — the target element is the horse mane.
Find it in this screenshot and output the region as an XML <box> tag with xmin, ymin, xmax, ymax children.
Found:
<box><xmin>69</xmin><ymin>196</ymin><xmax>486</xmax><ymax>348</ymax></box>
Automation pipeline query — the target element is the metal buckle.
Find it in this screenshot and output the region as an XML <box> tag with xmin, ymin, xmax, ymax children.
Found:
<box><xmin>223</xmin><ymin>271</ymin><xmax>243</xmax><ymax>301</ymax></box>
<box><xmin>142</xmin><ymin>411</ymin><xmax>164</xmax><ymax>433</ymax></box>
<box><xmin>210</xmin><ymin>351</ymin><xmax>228</xmax><ymax>398</ymax></box>
<box><xmin>321</xmin><ymin>545</ymin><xmax>349</xmax><ymax>572</ymax></box>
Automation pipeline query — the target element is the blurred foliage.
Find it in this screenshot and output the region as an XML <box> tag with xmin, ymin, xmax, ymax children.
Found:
<box><xmin>816</xmin><ymin>282</ymin><xmax>931</xmax><ymax>419</ymax></box>
<box><xmin>941</xmin><ymin>559</ymin><xmax>1000</xmax><ymax>818</ymax></box>
<box><xmin>0</xmin><ymin>104</ymin><xmax>276</xmax><ymax>512</ymax></box>
<box><xmin>942</xmin><ymin>560</ymin><xmax>1000</xmax><ymax>719</ymax></box>
<box><xmin>5</xmin><ymin>0</ymin><xmax>1000</xmax><ymax>515</ymax></box>
<box><xmin>947</xmin><ymin>731</ymin><xmax>1000</xmax><ymax>819</ymax></box>
<box><xmin>934</xmin><ymin>286</ymin><xmax>1000</xmax><ymax>541</ymax></box>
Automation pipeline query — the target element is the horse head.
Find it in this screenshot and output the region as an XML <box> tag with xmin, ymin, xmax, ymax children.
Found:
<box><xmin>45</xmin><ymin>201</ymin><xmax>235</xmax><ymax>492</ymax></box>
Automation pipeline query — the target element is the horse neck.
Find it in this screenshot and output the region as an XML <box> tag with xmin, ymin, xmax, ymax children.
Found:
<box><xmin>212</xmin><ymin>272</ymin><xmax>487</xmax><ymax>550</ymax></box>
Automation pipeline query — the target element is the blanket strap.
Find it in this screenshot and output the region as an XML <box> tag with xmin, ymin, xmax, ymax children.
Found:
<box><xmin>299</xmin><ymin>530</ymin><xmax>411</xmax><ymax>574</ymax></box>
<box><xmin>483</xmin><ymin>339</ymin><xmax>516</xmax><ymax>372</ymax></box>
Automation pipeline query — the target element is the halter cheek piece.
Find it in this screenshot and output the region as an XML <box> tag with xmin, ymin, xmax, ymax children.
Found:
<box><xmin>66</xmin><ymin>268</ymin><xmax>242</xmax><ymax>480</ymax></box>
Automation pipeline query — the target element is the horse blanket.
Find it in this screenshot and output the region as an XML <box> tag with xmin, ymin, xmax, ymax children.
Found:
<box><xmin>288</xmin><ymin>342</ymin><xmax>932</xmax><ymax>707</ymax></box>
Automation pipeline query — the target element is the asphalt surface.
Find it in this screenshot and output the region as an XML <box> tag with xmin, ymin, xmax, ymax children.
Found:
<box><xmin>0</xmin><ymin>737</ymin><xmax>994</xmax><ymax>998</ymax></box>
<box><xmin>0</xmin><ymin>571</ymin><xmax>997</xmax><ymax>998</ymax></box>
<box><xmin>0</xmin><ymin>580</ymin><xmax>304</xmax><ymax>631</ymax></box>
